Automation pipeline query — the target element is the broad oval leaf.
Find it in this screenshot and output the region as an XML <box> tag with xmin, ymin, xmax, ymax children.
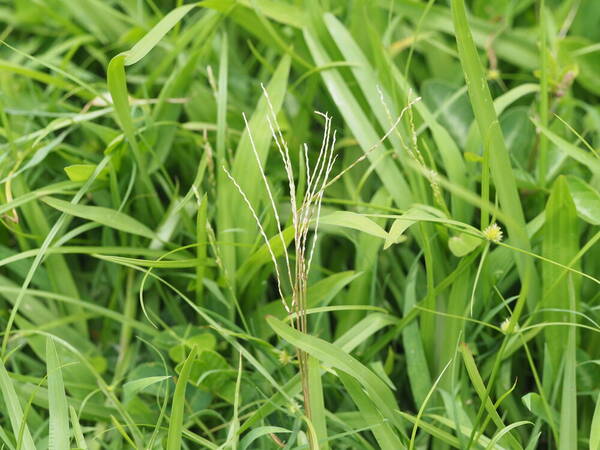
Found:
<box><xmin>565</xmin><ymin>175</ymin><xmax>600</xmax><ymax>225</ymax></box>
<box><xmin>448</xmin><ymin>232</ymin><xmax>481</xmax><ymax>257</ymax></box>
<box><xmin>64</xmin><ymin>164</ymin><xmax>108</xmax><ymax>182</ymax></box>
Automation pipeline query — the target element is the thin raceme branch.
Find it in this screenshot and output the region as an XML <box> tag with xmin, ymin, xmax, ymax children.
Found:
<box><xmin>242</xmin><ymin>112</ymin><xmax>295</xmax><ymax>291</ymax></box>
<box><xmin>221</xmin><ymin>165</ymin><xmax>290</xmax><ymax>313</ymax></box>
<box><xmin>322</xmin><ymin>95</ymin><xmax>422</xmax><ymax>192</ymax></box>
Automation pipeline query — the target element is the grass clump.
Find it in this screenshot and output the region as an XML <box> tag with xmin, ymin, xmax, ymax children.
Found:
<box><xmin>0</xmin><ymin>1</ymin><xmax>599</xmax><ymax>449</ymax></box>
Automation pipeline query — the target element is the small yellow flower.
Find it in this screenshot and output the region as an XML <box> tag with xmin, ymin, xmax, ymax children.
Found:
<box><xmin>278</xmin><ymin>350</ymin><xmax>292</xmax><ymax>365</ymax></box>
<box><xmin>488</xmin><ymin>69</ymin><xmax>501</xmax><ymax>80</ymax></box>
<box><xmin>501</xmin><ymin>318</ymin><xmax>520</xmax><ymax>334</ymax></box>
<box><xmin>483</xmin><ymin>223</ymin><xmax>503</xmax><ymax>243</ymax></box>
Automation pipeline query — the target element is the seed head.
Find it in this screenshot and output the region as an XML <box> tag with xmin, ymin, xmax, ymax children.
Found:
<box><xmin>483</xmin><ymin>223</ymin><xmax>503</xmax><ymax>243</ymax></box>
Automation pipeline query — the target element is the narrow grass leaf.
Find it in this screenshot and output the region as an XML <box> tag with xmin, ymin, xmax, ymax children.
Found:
<box><xmin>267</xmin><ymin>316</ymin><xmax>406</xmax><ymax>437</ymax></box>
<box><xmin>451</xmin><ymin>0</ymin><xmax>534</xmax><ymax>292</ymax></box>
<box><xmin>338</xmin><ymin>370</ymin><xmax>404</xmax><ymax>450</ymax></box>
<box><xmin>559</xmin><ymin>277</ymin><xmax>578</xmax><ymax>450</ymax></box>
<box><xmin>46</xmin><ymin>337</ymin><xmax>69</xmax><ymax>450</ymax></box>
<box><xmin>124</xmin><ymin>5</ymin><xmax>197</xmax><ymax>65</ymax></box>
<box><xmin>69</xmin><ymin>406</ymin><xmax>88</xmax><ymax>450</ymax></box>
<box><xmin>239</xmin><ymin>426</ymin><xmax>291</xmax><ymax>450</ymax></box>
<box><xmin>401</xmin><ymin>264</ymin><xmax>431</xmax><ymax>407</ymax></box>
<box><xmin>591</xmin><ymin>393</ymin><xmax>600</xmax><ymax>450</ymax></box>
<box><xmin>42</xmin><ymin>196</ymin><xmax>157</xmax><ymax>240</ymax></box>
<box><xmin>227</xmin><ymin>55</ymin><xmax>291</xmax><ymax>262</ymax></box>
<box><xmin>485</xmin><ymin>421</ymin><xmax>532</xmax><ymax>450</ymax></box>
<box><xmin>0</xmin><ymin>357</ymin><xmax>36</xmax><ymax>450</ymax></box>
<box><xmin>459</xmin><ymin>343</ymin><xmax>521</xmax><ymax>449</ymax></box>
<box><xmin>542</xmin><ymin>176</ymin><xmax>578</xmax><ymax>374</ymax></box>
<box><xmin>303</xmin><ymin>29</ymin><xmax>412</xmax><ymax>208</ymax></box>
<box><xmin>307</xmin><ymin>355</ymin><xmax>329</xmax><ymax>449</ymax></box>
<box><xmin>123</xmin><ymin>376</ymin><xmax>171</xmax><ymax>401</ymax></box>
<box><xmin>320</xmin><ymin>211</ymin><xmax>388</xmax><ymax>239</ymax></box>
<box><xmin>167</xmin><ymin>346</ymin><xmax>198</xmax><ymax>450</ymax></box>
<box><xmin>535</xmin><ymin>121</ymin><xmax>600</xmax><ymax>174</ymax></box>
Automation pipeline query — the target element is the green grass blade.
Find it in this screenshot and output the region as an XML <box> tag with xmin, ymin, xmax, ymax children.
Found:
<box><xmin>338</xmin><ymin>370</ymin><xmax>404</xmax><ymax>450</ymax></box>
<box><xmin>240</xmin><ymin>426</ymin><xmax>291</xmax><ymax>450</ymax></box>
<box><xmin>485</xmin><ymin>421</ymin><xmax>532</xmax><ymax>450</ymax></box>
<box><xmin>401</xmin><ymin>264</ymin><xmax>432</xmax><ymax>407</ymax></box>
<box><xmin>535</xmin><ymin>121</ymin><xmax>600</xmax><ymax>174</ymax></box>
<box><xmin>124</xmin><ymin>4</ymin><xmax>197</xmax><ymax>66</ymax></box>
<box><xmin>0</xmin><ymin>358</ymin><xmax>36</xmax><ymax>450</ymax></box>
<box><xmin>46</xmin><ymin>338</ymin><xmax>69</xmax><ymax>450</ymax></box>
<box><xmin>459</xmin><ymin>343</ymin><xmax>521</xmax><ymax>449</ymax></box>
<box><xmin>69</xmin><ymin>406</ymin><xmax>88</xmax><ymax>450</ymax></box>
<box><xmin>591</xmin><ymin>392</ymin><xmax>600</xmax><ymax>450</ymax></box>
<box><xmin>323</xmin><ymin>13</ymin><xmax>470</xmax><ymax>221</ymax></box>
<box><xmin>196</xmin><ymin>193</ymin><xmax>208</xmax><ymax>305</ymax></box>
<box><xmin>167</xmin><ymin>346</ymin><xmax>198</xmax><ymax>450</ymax></box>
<box><xmin>451</xmin><ymin>0</ymin><xmax>537</xmax><ymax>317</ymax></box>
<box><xmin>267</xmin><ymin>315</ymin><xmax>407</xmax><ymax>439</ymax></box>
<box><xmin>307</xmin><ymin>355</ymin><xmax>329</xmax><ymax>449</ymax></box>
<box><xmin>558</xmin><ymin>277</ymin><xmax>578</xmax><ymax>450</ymax></box>
<box><xmin>42</xmin><ymin>196</ymin><xmax>157</xmax><ymax>240</ymax></box>
<box><xmin>537</xmin><ymin>0</ymin><xmax>550</xmax><ymax>185</ymax></box>
<box><xmin>542</xmin><ymin>176</ymin><xmax>579</xmax><ymax>375</ymax></box>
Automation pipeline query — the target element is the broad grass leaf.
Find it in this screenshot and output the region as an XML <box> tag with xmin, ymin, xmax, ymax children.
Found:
<box><xmin>42</xmin><ymin>197</ymin><xmax>157</xmax><ymax>240</ymax></box>
<box><xmin>46</xmin><ymin>338</ymin><xmax>70</xmax><ymax>450</ymax></box>
<box><xmin>320</xmin><ymin>211</ymin><xmax>387</xmax><ymax>239</ymax></box>
<box><xmin>0</xmin><ymin>357</ymin><xmax>36</xmax><ymax>450</ymax></box>
<box><xmin>591</xmin><ymin>392</ymin><xmax>600</xmax><ymax>450</ymax></box>
<box><xmin>565</xmin><ymin>175</ymin><xmax>600</xmax><ymax>225</ymax></box>
<box><xmin>535</xmin><ymin>122</ymin><xmax>600</xmax><ymax>174</ymax></box>
<box><xmin>422</xmin><ymin>79</ymin><xmax>473</xmax><ymax>148</ymax></box>
<box><xmin>123</xmin><ymin>376</ymin><xmax>170</xmax><ymax>402</ymax></box>
<box><xmin>522</xmin><ymin>393</ymin><xmax>559</xmax><ymax>426</ymax></box>
<box><xmin>239</xmin><ymin>426</ymin><xmax>291</xmax><ymax>450</ymax></box>
<box><xmin>338</xmin><ymin>370</ymin><xmax>403</xmax><ymax>450</ymax></box>
<box><xmin>448</xmin><ymin>232</ymin><xmax>481</xmax><ymax>257</ymax></box>
<box><xmin>307</xmin><ymin>356</ymin><xmax>329</xmax><ymax>450</ymax></box>
<box><xmin>501</xmin><ymin>107</ymin><xmax>535</xmax><ymax>170</ymax></box>
<box><xmin>452</xmin><ymin>0</ymin><xmax>534</xmax><ymax>289</ymax></box>
<box><xmin>64</xmin><ymin>164</ymin><xmax>108</xmax><ymax>182</ymax></box>
<box><xmin>542</xmin><ymin>176</ymin><xmax>579</xmax><ymax>373</ymax></box>
<box><xmin>267</xmin><ymin>316</ymin><xmax>406</xmax><ymax>437</ymax></box>
<box><xmin>167</xmin><ymin>346</ymin><xmax>198</xmax><ymax>450</ymax></box>
<box><xmin>384</xmin><ymin>218</ymin><xmax>414</xmax><ymax>250</ymax></box>
<box><xmin>401</xmin><ymin>264</ymin><xmax>432</xmax><ymax>408</ymax></box>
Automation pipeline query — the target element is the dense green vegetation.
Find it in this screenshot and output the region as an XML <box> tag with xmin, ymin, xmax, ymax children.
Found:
<box><xmin>0</xmin><ymin>0</ymin><xmax>599</xmax><ymax>448</ymax></box>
